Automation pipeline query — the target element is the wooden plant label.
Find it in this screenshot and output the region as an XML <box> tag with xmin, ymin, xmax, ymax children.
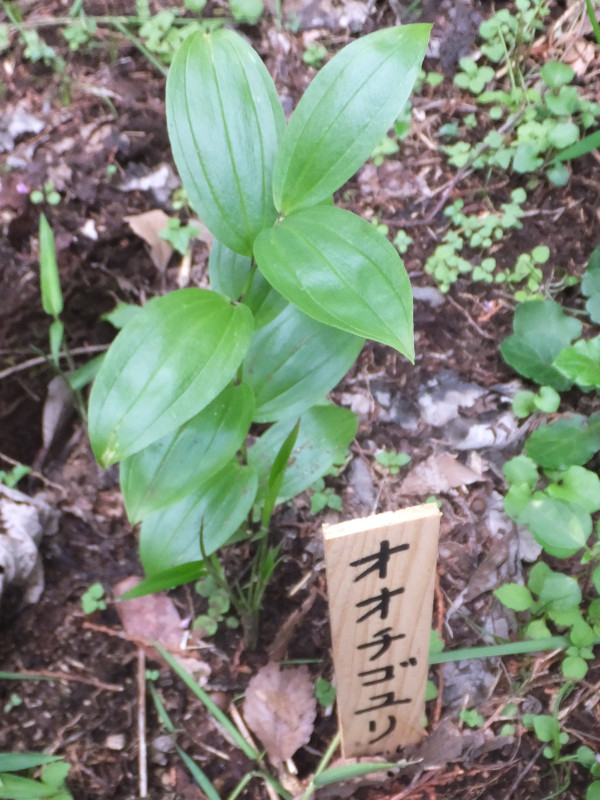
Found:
<box><xmin>323</xmin><ymin>504</ymin><xmax>441</xmax><ymax>758</ymax></box>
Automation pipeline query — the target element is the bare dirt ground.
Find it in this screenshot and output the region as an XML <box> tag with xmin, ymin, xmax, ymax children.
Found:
<box><xmin>1</xmin><ymin>1</ymin><xmax>600</xmax><ymax>798</ymax></box>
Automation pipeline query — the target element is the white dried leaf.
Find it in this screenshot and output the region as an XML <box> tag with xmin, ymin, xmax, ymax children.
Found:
<box><xmin>243</xmin><ymin>662</ymin><xmax>316</xmax><ymax>767</ymax></box>
<box><xmin>0</xmin><ymin>487</ymin><xmax>58</xmax><ymax>604</ymax></box>
<box><xmin>400</xmin><ymin>452</ymin><xmax>483</xmax><ymax>495</ymax></box>
<box><xmin>124</xmin><ymin>210</ymin><xmax>173</xmax><ymax>272</ymax></box>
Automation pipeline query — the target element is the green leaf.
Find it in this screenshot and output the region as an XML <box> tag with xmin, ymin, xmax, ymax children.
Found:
<box><xmin>88</xmin><ymin>289</ymin><xmax>253</xmax><ymax>467</ymax></box>
<box><xmin>582</xmin><ymin>248</ymin><xmax>600</xmax><ymax>323</ymax></box>
<box><xmin>121</xmin><ymin>383</ymin><xmax>254</xmax><ymax>523</ymax></box>
<box><xmin>101</xmin><ymin>303</ymin><xmax>142</xmax><ymax>329</ymax></box>
<box><xmin>494</xmin><ymin>583</ymin><xmax>534</xmax><ymax>611</ymax></box>
<box><xmin>525</xmin><ymin>415</ymin><xmax>600</xmax><ymax>469</ymax></box>
<box><xmin>512</xmin><ymin>142</ymin><xmax>543</xmax><ymax>173</ymax></box>
<box><xmin>242</xmin><ymin>301</ymin><xmax>363</xmax><ymax>422</ymax></box>
<box><xmin>272</xmin><ymin>24</ymin><xmax>430</xmax><ymax>214</ymax></box>
<box><xmin>248</xmin><ymin>405</ymin><xmax>358</xmax><ymax>503</ymax></box>
<box><xmin>503</xmin><ymin>455</ymin><xmax>538</xmax><ymax>488</ymax></box>
<box><xmin>548</xmin><ymin>121</ymin><xmax>579</xmax><ymax>150</ymax></box>
<box><xmin>538</xmin><ymin>571</ymin><xmax>582</xmax><ymax>611</ymax></box>
<box><xmin>261</xmin><ymin>420</ymin><xmax>300</xmax><ymax>528</ymax></box>
<box><xmin>546</xmin><ymin>466</ymin><xmax>600</xmax><ymax>513</ymax></box>
<box><xmin>587</xmin><ymin>782</ymin><xmax>600</xmax><ymax>800</ymax></box>
<box><xmin>528</xmin><ymin>561</ymin><xmax>553</xmax><ymax>596</ymax></box>
<box><xmin>554</xmin><ymin>337</ymin><xmax>600</xmax><ymax>388</ymax></box>
<box><xmin>556</xmin><ymin>129</ymin><xmax>600</xmax><ymax>163</ymax></box>
<box><xmin>535</xmin><ymin>386</ymin><xmax>561</xmax><ymax>413</ymax></box>
<box><xmin>40</xmin><ymin>761</ymin><xmax>70</xmax><ymax>789</ymax></box>
<box><xmin>49</xmin><ymin>319</ymin><xmax>63</xmax><ymax>366</ymax></box>
<box><xmin>315</xmin><ymin>677</ymin><xmax>336</xmax><ymax>707</ymax></box>
<box><xmin>0</xmin><ymin>755</ymin><xmax>61</xmax><ymax>773</ymax></box>
<box><xmin>0</xmin><ymin>774</ymin><xmax>64</xmax><ymax>799</ymax></box>
<box><xmin>230</xmin><ymin>0</ymin><xmax>263</xmax><ymax>23</ymax></box>
<box><xmin>520</xmin><ymin>496</ymin><xmax>591</xmax><ymax>557</ymax></box>
<box><xmin>531</xmin><ymin>714</ymin><xmax>559</xmax><ymax>742</ymax></box>
<box><xmin>570</xmin><ymin>620</ymin><xmax>596</xmax><ymax>647</ymax></box>
<box><xmin>208</xmin><ymin>239</ymin><xmax>286</xmax><ymax>328</ymax></box>
<box><xmin>314</xmin><ymin>762</ymin><xmax>404</xmax><ymax>787</ymax></box>
<box><xmin>117</xmin><ymin>562</ymin><xmax>206</xmax><ymax>599</ymax></box>
<box><xmin>562</xmin><ymin>655</ymin><xmax>588</xmax><ymax>679</ymax></box>
<box><xmin>39</xmin><ymin>214</ymin><xmax>63</xmax><ymax>317</ymax></box>
<box><xmin>500</xmin><ymin>300</ymin><xmax>582</xmax><ymax>390</ymax></box>
<box><xmin>166</xmin><ymin>29</ymin><xmax>285</xmax><ymax>255</ymax></box>
<box><xmin>139</xmin><ymin>462</ymin><xmax>258</xmax><ymax>574</ymax></box>
<box><xmin>254</xmin><ymin>207</ymin><xmax>413</xmax><ymax>358</ymax></box>
<box><xmin>541</xmin><ymin>62</ymin><xmax>575</xmax><ymax>89</ymax></box>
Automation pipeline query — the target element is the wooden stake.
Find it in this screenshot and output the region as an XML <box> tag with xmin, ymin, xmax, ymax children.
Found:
<box><xmin>323</xmin><ymin>504</ymin><xmax>441</xmax><ymax>758</ymax></box>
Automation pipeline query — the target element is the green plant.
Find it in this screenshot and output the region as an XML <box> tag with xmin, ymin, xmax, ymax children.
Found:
<box><xmin>309</xmin><ymin>477</ymin><xmax>342</xmax><ymax>514</ymax></box>
<box><xmin>0</xmin><ymin>752</ymin><xmax>73</xmax><ymax>800</ymax></box>
<box><xmin>31</xmin><ymin>182</ymin><xmax>61</xmax><ymax>206</ymax></box>
<box><xmin>151</xmin><ymin>644</ymin><xmax>413</xmax><ymax>800</ymax></box>
<box><xmin>3</xmin><ymin>693</ymin><xmax>22</xmax><ymax>713</ymax></box>
<box><xmin>0</xmin><ymin>463</ymin><xmax>30</xmax><ymax>488</ymax></box>
<box><xmin>460</xmin><ymin>708</ymin><xmax>485</xmax><ymax>728</ymax></box>
<box><xmin>81</xmin><ymin>582</ymin><xmax>106</xmax><ymax>614</ymax></box>
<box><xmin>374</xmin><ymin>448</ymin><xmax>411</xmax><ymax>475</ymax></box>
<box><xmin>302</xmin><ymin>41</ymin><xmax>327</xmax><ymax>69</ymax></box>
<box><xmin>159</xmin><ymin>217</ymin><xmax>199</xmax><ymax>255</ymax></box>
<box><xmin>90</xmin><ymin>25</ymin><xmax>430</xmax><ymax>645</ymax></box>
<box><xmin>422</xmin><ymin>190</ymin><xmax>541</xmax><ymax>292</ymax></box>
<box><xmin>315</xmin><ymin>677</ymin><xmax>336</xmax><ymax>707</ymax></box>
<box><xmin>193</xmin><ymin>574</ymin><xmax>239</xmax><ymax>635</ymax></box>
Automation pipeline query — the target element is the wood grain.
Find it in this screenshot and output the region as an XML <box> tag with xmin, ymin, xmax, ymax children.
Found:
<box><xmin>323</xmin><ymin>504</ymin><xmax>441</xmax><ymax>757</ymax></box>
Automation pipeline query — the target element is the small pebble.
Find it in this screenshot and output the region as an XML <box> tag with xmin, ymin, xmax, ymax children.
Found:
<box><xmin>105</xmin><ymin>733</ymin><xmax>126</xmax><ymax>751</ymax></box>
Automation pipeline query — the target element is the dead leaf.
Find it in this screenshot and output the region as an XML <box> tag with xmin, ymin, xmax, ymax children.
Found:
<box><xmin>0</xmin><ymin>486</ymin><xmax>59</xmax><ymax>604</ymax></box>
<box><xmin>125</xmin><ymin>210</ymin><xmax>173</xmax><ymax>272</ymax></box>
<box><xmin>563</xmin><ymin>37</ymin><xmax>596</xmax><ymax>77</ymax></box>
<box><xmin>400</xmin><ymin>452</ymin><xmax>483</xmax><ymax>495</ymax></box>
<box><xmin>114</xmin><ymin>576</ymin><xmax>210</xmax><ymax>683</ymax></box>
<box><xmin>243</xmin><ymin>662</ymin><xmax>316</xmax><ymax>767</ymax></box>
<box><xmin>42</xmin><ymin>375</ymin><xmax>74</xmax><ymax>452</ymax></box>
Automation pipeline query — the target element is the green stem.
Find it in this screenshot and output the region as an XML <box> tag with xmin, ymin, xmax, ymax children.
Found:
<box><xmin>111</xmin><ymin>19</ymin><xmax>168</xmax><ymax>77</ymax></box>
<box><xmin>585</xmin><ymin>0</ymin><xmax>600</xmax><ymax>47</ymax></box>
<box><xmin>428</xmin><ymin>635</ymin><xmax>571</xmax><ymax>664</ymax></box>
<box><xmin>300</xmin><ymin>732</ymin><xmax>341</xmax><ymax>800</ymax></box>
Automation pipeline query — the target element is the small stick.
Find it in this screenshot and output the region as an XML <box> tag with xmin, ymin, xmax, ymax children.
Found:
<box><xmin>0</xmin><ymin>345</ymin><xmax>108</xmax><ymax>381</ymax></box>
<box><xmin>0</xmin><ymin>668</ymin><xmax>122</xmax><ymax>692</ymax></box>
<box><xmin>137</xmin><ymin>648</ymin><xmax>148</xmax><ymax>799</ymax></box>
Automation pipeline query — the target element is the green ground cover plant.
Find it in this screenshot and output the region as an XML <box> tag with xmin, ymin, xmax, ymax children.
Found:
<box><xmin>0</xmin><ymin>752</ymin><xmax>73</xmax><ymax>800</ymax></box>
<box><xmin>387</xmin><ymin>2</ymin><xmax>599</xmax><ymax>295</ymax></box>
<box><xmin>87</xmin><ymin>24</ymin><xmax>431</xmax><ymax>644</ymax></box>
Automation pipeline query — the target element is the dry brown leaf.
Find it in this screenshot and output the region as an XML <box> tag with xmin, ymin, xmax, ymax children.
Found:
<box><xmin>243</xmin><ymin>662</ymin><xmax>316</xmax><ymax>767</ymax></box>
<box><xmin>114</xmin><ymin>576</ymin><xmax>210</xmax><ymax>682</ymax></box>
<box><xmin>124</xmin><ymin>210</ymin><xmax>173</xmax><ymax>272</ymax></box>
<box><xmin>400</xmin><ymin>452</ymin><xmax>483</xmax><ymax>495</ymax></box>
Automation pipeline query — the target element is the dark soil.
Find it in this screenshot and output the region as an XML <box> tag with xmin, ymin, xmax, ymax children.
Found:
<box><xmin>2</xmin><ymin>2</ymin><xmax>600</xmax><ymax>799</ymax></box>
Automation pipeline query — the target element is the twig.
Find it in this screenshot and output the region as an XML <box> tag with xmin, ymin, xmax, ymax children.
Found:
<box><xmin>0</xmin><ymin>345</ymin><xmax>108</xmax><ymax>381</ymax></box>
<box><xmin>0</xmin><ymin>668</ymin><xmax>123</xmax><ymax>692</ymax></box>
<box><xmin>137</xmin><ymin>648</ymin><xmax>148</xmax><ymax>799</ymax></box>
<box><xmin>0</xmin><ymin>451</ymin><xmax>67</xmax><ymax>494</ymax></box>
<box><xmin>444</xmin><ymin>292</ymin><xmax>497</xmax><ymax>341</ymax></box>
<box><xmin>500</xmin><ymin>745</ymin><xmax>543</xmax><ymax>800</ymax></box>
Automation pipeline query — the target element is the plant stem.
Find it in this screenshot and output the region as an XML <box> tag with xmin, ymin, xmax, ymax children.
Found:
<box><xmin>300</xmin><ymin>732</ymin><xmax>341</xmax><ymax>800</ymax></box>
<box><xmin>428</xmin><ymin>635</ymin><xmax>572</xmax><ymax>664</ymax></box>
